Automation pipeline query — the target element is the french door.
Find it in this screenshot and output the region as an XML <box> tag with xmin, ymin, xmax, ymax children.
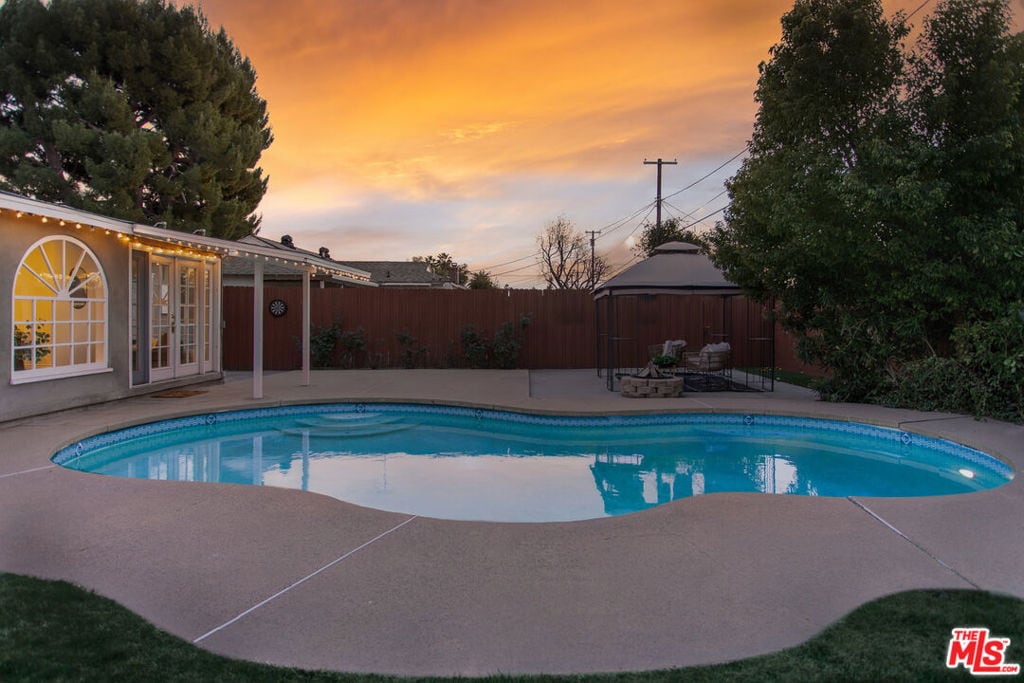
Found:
<box><xmin>149</xmin><ymin>256</ymin><xmax>202</xmax><ymax>382</ymax></box>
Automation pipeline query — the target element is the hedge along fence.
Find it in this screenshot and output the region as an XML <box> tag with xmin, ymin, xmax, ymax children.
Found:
<box><xmin>222</xmin><ymin>286</ymin><xmax>813</xmax><ymax>373</ymax></box>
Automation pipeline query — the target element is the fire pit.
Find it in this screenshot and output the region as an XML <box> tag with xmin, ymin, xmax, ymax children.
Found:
<box><xmin>620</xmin><ymin>364</ymin><xmax>684</xmax><ymax>398</ymax></box>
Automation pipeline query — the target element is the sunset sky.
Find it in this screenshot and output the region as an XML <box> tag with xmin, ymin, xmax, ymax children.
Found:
<box><xmin>190</xmin><ymin>0</ymin><xmax>1022</xmax><ymax>286</ymax></box>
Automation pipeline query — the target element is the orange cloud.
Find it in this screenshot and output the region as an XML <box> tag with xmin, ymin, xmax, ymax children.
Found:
<box><xmin>187</xmin><ymin>0</ymin><xmax>1019</xmax><ymax>277</ymax></box>
<box><xmin>194</xmin><ymin>0</ymin><xmax>793</xmax><ymax>198</ymax></box>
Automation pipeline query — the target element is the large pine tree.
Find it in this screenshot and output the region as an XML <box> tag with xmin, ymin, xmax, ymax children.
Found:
<box><xmin>0</xmin><ymin>0</ymin><xmax>272</xmax><ymax>239</ymax></box>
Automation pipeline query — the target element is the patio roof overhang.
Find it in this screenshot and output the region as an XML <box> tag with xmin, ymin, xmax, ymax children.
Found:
<box><xmin>0</xmin><ymin>191</ymin><xmax>374</xmax><ymax>285</ymax></box>
<box><xmin>0</xmin><ymin>191</ymin><xmax>370</xmax><ymax>397</ymax></box>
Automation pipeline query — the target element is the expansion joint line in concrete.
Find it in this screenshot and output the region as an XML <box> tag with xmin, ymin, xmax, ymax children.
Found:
<box><xmin>192</xmin><ymin>515</ymin><xmax>418</xmax><ymax>644</ymax></box>
<box><xmin>0</xmin><ymin>464</ymin><xmax>56</xmax><ymax>479</ymax></box>
<box><xmin>847</xmin><ymin>497</ymin><xmax>980</xmax><ymax>589</ymax></box>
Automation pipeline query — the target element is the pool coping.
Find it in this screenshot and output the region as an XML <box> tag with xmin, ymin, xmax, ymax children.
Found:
<box><xmin>1</xmin><ymin>369</ymin><xmax>1022</xmax><ymax>676</ymax></box>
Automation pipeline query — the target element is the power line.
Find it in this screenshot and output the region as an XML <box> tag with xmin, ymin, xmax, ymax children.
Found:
<box><xmin>477</xmin><ymin>147</ymin><xmax>745</xmax><ymax>277</ymax></box>
<box><xmin>479</xmin><ymin>251</ymin><xmax>539</xmax><ymax>271</ymax></box>
<box><xmin>593</xmin><ymin>200</ymin><xmax>657</xmax><ymax>239</ymax></box>
<box><xmin>490</xmin><ymin>261</ymin><xmax>541</xmax><ymax>277</ymax></box>
<box><xmin>621</xmin><ymin>204</ymin><xmax>658</xmax><ymax>241</ymax></box>
<box><xmin>679</xmin><ymin>205</ymin><xmax>727</xmax><ymax>230</ymax></box>
<box><xmin>661</xmin><ymin>199</ymin><xmax>699</xmax><ymax>222</ymax></box>
<box><xmin>662</xmin><ymin>148</ymin><xmax>746</xmax><ymax>201</ymax></box>
<box><xmin>906</xmin><ymin>0</ymin><xmax>932</xmax><ymax>20</ymax></box>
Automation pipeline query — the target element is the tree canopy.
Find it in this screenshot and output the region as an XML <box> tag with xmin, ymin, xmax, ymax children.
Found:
<box><xmin>0</xmin><ymin>0</ymin><xmax>272</xmax><ymax>239</ymax></box>
<box><xmin>711</xmin><ymin>0</ymin><xmax>1024</xmax><ymax>414</ymax></box>
<box><xmin>467</xmin><ymin>270</ymin><xmax>498</xmax><ymax>289</ymax></box>
<box><xmin>412</xmin><ymin>253</ymin><xmax>469</xmax><ymax>285</ymax></box>
<box><xmin>632</xmin><ymin>217</ymin><xmax>706</xmax><ymax>257</ymax></box>
<box><xmin>537</xmin><ymin>216</ymin><xmax>609</xmax><ymax>289</ymax></box>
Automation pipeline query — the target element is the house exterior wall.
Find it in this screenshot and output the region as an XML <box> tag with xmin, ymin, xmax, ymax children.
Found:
<box><xmin>1</xmin><ymin>214</ymin><xmax>132</xmax><ymax>420</ymax></box>
<box><xmin>2</xmin><ymin>214</ymin><xmax>224</xmax><ymax>422</ymax></box>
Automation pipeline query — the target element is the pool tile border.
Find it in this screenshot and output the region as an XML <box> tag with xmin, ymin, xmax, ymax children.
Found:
<box><xmin>52</xmin><ymin>402</ymin><xmax>1013</xmax><ymax>480</ymax></box>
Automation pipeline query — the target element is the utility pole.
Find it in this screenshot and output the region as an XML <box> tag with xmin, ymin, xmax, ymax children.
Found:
<box><xmin>643</xmin><ymin>158</ymin><xmax>677</xmax><ymax>229</ymax></box>
<box><xmin>585</xmin><ymin>229</ymin><xmax>601</xmax><ymax>287</ymax></box>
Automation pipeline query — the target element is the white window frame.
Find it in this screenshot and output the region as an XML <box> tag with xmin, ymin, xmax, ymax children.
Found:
<box><xmin>11</xmin><ymin>235</ymin><xmax>111</xmax><ymax>384</ymax></box>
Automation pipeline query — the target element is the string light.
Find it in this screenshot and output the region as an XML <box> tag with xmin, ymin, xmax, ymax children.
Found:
<box><xmin>6</xmin><ymin>205</ymin><xmax>364</xmax><ymax>276</ymax></box>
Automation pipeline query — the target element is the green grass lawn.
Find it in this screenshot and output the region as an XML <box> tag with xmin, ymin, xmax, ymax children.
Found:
<box><xmin>2</xmin><ymin>573</ymin><xmax>1021</xmax><ymax>681</ymax></box>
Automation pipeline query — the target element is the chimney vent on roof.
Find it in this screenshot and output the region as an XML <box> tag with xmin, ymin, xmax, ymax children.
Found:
<box><xmin>318</xmin><ymin>246</ymin><xmax>330</xmax><ymax>259</ymax></box>
<box><xmin>281</xmin><ymin>234</ymin><xmax>295</xmax><ymax>248</ymax></box>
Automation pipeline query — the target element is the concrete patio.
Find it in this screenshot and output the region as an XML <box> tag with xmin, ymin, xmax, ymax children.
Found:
<box><xmin>1</xmin><ymin>369</ymin><xmax>1021</xmax><ymax>677</ymax></box>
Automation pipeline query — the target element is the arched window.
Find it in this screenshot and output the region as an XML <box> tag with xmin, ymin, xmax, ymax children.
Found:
<box><xmin>12</xmin><ymin>236</ymin><xmax>108</xmax><ymax>381</ymax></box>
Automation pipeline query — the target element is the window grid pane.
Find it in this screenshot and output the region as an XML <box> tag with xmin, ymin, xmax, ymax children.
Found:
<box><xmin>12</xmin><ymin>237</ymin><xmax>107</xmax><ymax>376</ymax></box>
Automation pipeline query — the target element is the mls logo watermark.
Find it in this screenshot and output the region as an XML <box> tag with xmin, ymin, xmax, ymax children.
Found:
<box><xmin>947</xmin><ymin>628</ymin><xmax>1020</xmax><ymax>676</ymax></box>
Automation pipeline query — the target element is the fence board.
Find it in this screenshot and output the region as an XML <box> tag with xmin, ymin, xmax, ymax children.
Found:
<box><xmin>222</xmin><ymin>286</ymin><xmax>815</xmax><ymax>374</ymax></box>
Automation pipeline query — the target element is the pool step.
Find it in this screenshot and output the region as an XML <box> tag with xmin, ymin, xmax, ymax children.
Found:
<box><xmin>281</xmin><ymin>413</ymin><xmax>414</xmax><ymax>438</ymax></box>
<box><xmin>279</xmin><ymin>423</ymin><xmax>415</xmax><ymax>439</ymax></box>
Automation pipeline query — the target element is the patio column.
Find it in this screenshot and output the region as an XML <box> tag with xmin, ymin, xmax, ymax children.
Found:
<box><xmin>302</xmin><ymin>265</ymin><xmax>311</xmax><ymax>386</ymax></box>
<box><xmin>253</xmin><ymin>258</ymin><xmax>264</xmax><ymax>399</ymax></box>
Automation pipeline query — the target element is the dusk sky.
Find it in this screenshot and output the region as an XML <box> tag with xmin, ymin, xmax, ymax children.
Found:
<box><xmin>191</xmin><ymin>0</ymin><xmax>1022</xmax><ymax>286</ymax></box>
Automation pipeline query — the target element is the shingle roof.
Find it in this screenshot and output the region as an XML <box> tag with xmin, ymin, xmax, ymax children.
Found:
<box><xmin>335</xmin><ymin>261</ymin><xmax>452</xmax><ymax>286</ymax></box>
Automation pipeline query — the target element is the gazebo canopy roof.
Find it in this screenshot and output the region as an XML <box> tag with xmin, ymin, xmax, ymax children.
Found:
<box><xmin>593</xmin><ymin>241</ymin><xmax>740</xmax><ymax>298</ymax></box>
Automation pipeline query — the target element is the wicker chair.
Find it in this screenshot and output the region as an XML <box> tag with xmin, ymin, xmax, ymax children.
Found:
<box><xmin>684</xmin><ymin>349</ymin><xmax>730</xmax><ymax>372</ymax></box>
<box><xmin>683</xmin><ymin>343</ymin><xmax>732</xmax><ymax>388</ymax></box>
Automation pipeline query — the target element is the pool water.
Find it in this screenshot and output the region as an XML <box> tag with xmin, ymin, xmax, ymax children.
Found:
<box><xmin>54</xmin><ymin>404</ymin><xmax>1013</xmax><ymax>522</ymax></box>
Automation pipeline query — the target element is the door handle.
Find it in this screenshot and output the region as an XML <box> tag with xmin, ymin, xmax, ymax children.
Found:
<box><xmin>171</xmin><ymin>313</ymin><xmax>176</xmax><ymax>334</ymax></box>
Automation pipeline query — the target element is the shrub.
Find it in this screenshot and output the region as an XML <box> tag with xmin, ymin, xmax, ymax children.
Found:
<box><xmin>877</xmin><ymin>312</ymin><xmax>1024</xmax><ymax>423</ymax></box>
<box><xmin>337</xmin><ymin>327</ymin><xmax>366</xmax><ymax>368</ymax></box>
<box><xmin>395</xmin><ymin>329</ymin><xmax>429</xmax><ymax>369</ymax></box>
<box><xmin>462</xmin><ymin>314</ymin><xmax>532</xmax><ymax>369</ymax></box>
<box><xmin>460</xmin><ymin>324</ymin><xmax>490</xmax><ymax>368</ymax></box>
<box><xmin>492</xmin><ymin>314</ymin><xmax>532</xmax><ymax>369</ymax></box>
<box><xmin>308</xmin><ymin>323</ymin><xmax>340</xmax><ymax>368</ymax></box>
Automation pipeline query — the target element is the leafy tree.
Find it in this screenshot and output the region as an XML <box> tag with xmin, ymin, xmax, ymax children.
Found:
<box><xmin>0</xmin><ymin>0</ymin><xmax>272</xmax><ymax>239</ymax></box>
<box><xmin>632</xmin><ymin>217</ymin><xmax>706</xmax><ymax>257</ymax></box>
<box><xmin>711</xmin><ymin>0</ymin><xmax>1024</xmax><ymax>406</ymax></box>
<box><xmin>537</xmin><ymin>216</ymin><xmax>609</xmax><ymax>289</ymax></box>
<box><xmin>412</xmin><ymin>253</ymin><xmax>469</xmax><ymax>285</ymax></box>
<box><xmin>468</xmin><ymin>270</ymin><xmax>497</xmax><ymax>289</ymax></box>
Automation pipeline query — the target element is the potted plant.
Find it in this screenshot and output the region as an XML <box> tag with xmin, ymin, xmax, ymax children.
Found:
<box><xmin>651</xmin><ymin>353</ymin><xmax>677</xmax><ymax>369</ymax></box>
<box><xmin>12</xmin><ymin>325</ymin><xmax>51</xmax><ymax>371</ymax></box>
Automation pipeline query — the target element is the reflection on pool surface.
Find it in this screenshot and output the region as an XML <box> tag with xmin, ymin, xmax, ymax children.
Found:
<box><xmin>54</xmin><ymin>404</ymin><xmax>1013</xmax><ymax>522</ymax></box>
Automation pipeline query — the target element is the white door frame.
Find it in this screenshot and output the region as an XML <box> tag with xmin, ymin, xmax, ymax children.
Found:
<box><xmin>149</xmin><ymin>255</ymin><xmax>206</xmax><ymax>382</ymax></box>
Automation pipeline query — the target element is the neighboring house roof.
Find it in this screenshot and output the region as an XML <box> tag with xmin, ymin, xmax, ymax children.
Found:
<box><xmin>593</xmin><ymin>241</ymin><xmax>740</xmax><ymax>298</ymax></box>
<box><xmin>224</xmin><ymin>233</ymin><xmax>465</xmax><ymax>288</ymax></box>
<box><xmin>335</xmin><ymin>260</ymin><xmax>462</xmax><ymax>288</ymax></box>
<box><xmin>222</xmin><ymin>234</ymin><xmax>374</xmax><ymax>286</ymax></box>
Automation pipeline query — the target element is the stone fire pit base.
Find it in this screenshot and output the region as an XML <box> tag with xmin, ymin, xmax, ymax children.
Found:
<box><xmin>620</xmin><ymin>375</ymin><xmax>684</xmax><ymax>398</ymax></box>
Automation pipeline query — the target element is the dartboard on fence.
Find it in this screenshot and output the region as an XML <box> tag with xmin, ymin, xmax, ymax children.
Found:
<box><xmin>269</xmin><ymin>299</ymin><xmax>288</xmax><ymax>317</ymax></box>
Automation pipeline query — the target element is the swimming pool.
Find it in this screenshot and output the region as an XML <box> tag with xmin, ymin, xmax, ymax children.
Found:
<box><xmin>54</xmin><ymin>403</ymin><xmax>1013</xmax><ymax>522</ymax></box>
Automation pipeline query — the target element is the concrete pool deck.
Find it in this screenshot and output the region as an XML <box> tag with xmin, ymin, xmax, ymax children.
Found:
<box><xmin>0</xmin><ymin>369</ymin><xmax>1021</xmax><ymax>677</ymax></box>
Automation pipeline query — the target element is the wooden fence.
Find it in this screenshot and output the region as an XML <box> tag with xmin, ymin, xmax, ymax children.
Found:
<box><xmin>222</xmin><ymin>286</ymin><xmax>813</xmax><ymax>373</ymax></box>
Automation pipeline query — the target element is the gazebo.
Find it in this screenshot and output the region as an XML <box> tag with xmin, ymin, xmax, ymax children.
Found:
<box><xmin>593</xmin><ymin>242</ymin><xmax>775</xmax><ymax>391</ymax></box>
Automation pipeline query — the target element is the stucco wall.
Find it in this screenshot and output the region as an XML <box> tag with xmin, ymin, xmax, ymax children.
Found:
<box><xmin>1</xmin><ymin>215</ymin><xmax>132</xmax><ymax>421</ymax></box>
